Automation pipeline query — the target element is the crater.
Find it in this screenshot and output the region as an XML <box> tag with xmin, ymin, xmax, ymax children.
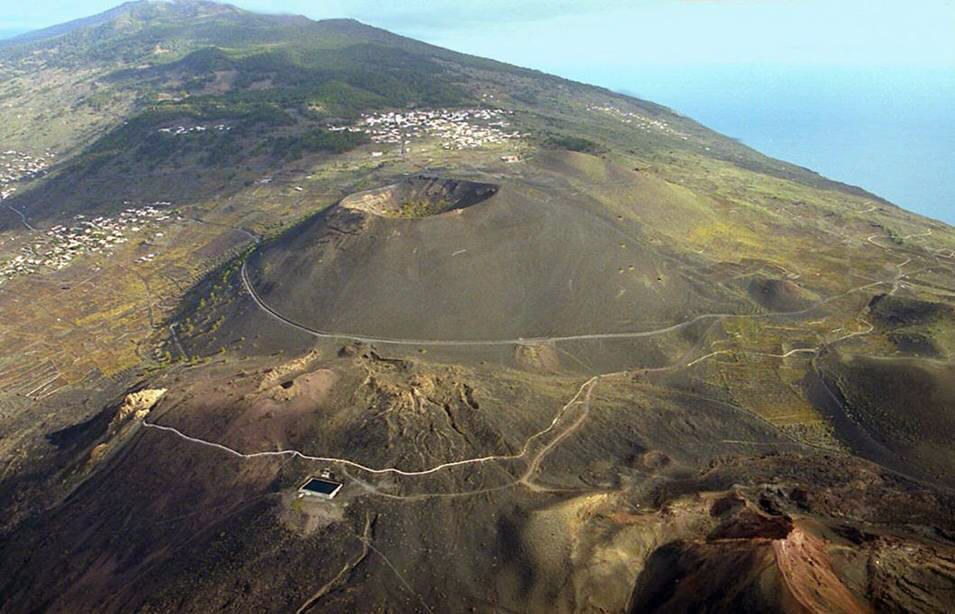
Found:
<box><xmin>746</xmin><ymin>277</ymin><xmax>818</xmax><ymax>312</ymax></box>
<box><xmin>340</xmin><ymin>174</ymin><xmax>499</xmax><ymax>219</ymax></box>
<box><xmin>868</xmin><ymin>293</ymin><xmax>954</xmax><ymax>327</ymax></box>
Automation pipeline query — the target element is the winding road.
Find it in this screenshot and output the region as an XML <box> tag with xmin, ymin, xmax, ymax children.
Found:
<box><xmin>143</xmin><ymin>376</ymin><xmax>600</xmax><ymax>478</ymax></box>
<box><xmin>142</xmin><ymin>216</ymin><xmax>940</xmax><ymax>494</ymax></box>
<box><xmin>239</xmin><ymin>257</ymin><xmax>901</xmax><ymax>349</ymax></box>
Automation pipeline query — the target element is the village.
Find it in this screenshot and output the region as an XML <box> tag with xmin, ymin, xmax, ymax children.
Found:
<box><xmin>0</xmin><ymin>203</ymin><xmax>178</xmax><ymax>283</ymax></box>
<box><xmin>330</xmin><ymin>107</ymin><xmax>523</xmax><ymax>151</ymax></box>
<box><xmin>587</xmin><ymin>103</ymin><xmax>689</xmax><ymax>140</ymax></box>
<box><xmin>157</xmin><ymin>123</ymin><xmax>232</xmax><ymax>136</ymax></box>
<box><xmin>0</xmin><ymin>149</ymin><xmax>54</xmax><ymax>200</ymax></box>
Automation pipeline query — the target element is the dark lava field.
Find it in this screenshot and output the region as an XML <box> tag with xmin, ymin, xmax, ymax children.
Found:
<box><xmin>1</xmin><ymin>2</ymin><xmax>955</xmax><ymax>612</ymax></box>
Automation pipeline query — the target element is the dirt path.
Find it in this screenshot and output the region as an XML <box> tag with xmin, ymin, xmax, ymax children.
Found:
<box><xmin>5</xmin><ymin>204</ymin><xmax>35</xmax><ymax>232</ymax></box>
<box><xmin>169</xmin><ymin>323</ymin><xmax>188</xmax><ymax>360</ymax></box>
<box><xmin>240</xmin><ymin>257</ymin><xmax>902</xmax><ymax>349</ymax></box>
<box><xmin>147</xmin><ymin>211</ymin><xmax>949</xmax><ymax>498</ymax></box>
<box><xmin>143</xmin><ymin>377</ymin><xmax>600</xmax><ymax>478</ymax></box>
<box><xmin>296</xmin><ymin>513</ymin><xmax>372</xmax><ymax>613</ymax></box>
<box><xmin>189</xmin><ymin>215</ymin><xmax>260</xmax><ymax>244</ymax></box>
<box><xmin>520</xmin><ymin>376</ymin><xmax>598</xmax><ymax>492</ymax></box>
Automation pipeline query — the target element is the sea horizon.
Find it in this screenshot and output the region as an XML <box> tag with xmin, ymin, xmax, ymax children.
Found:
<box><xmin>2</xmin><ymin>28</ymin><xmax>951</xmax><ymax>226</ymax></box>
<box><xmin>589</xmin><ymin>64</ymin><xmax>954</xmax><ymax>226</ymax></box>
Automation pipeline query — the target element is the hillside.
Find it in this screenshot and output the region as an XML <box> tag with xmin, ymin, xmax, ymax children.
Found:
<box><xmin>1</xmin><ymin>2</ymin><xmax>954</xmax><ymax>612</ymax></box>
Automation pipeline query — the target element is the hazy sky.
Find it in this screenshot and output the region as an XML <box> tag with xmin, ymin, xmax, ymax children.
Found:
<box><xmin>3</xmin><ymin>0</ymin><xmax>955</xmax><ymax>70</ymax></box>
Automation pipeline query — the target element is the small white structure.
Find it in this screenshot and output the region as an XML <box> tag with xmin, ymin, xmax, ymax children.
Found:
<box><xmin>297</xmin><ymin>472</ymin><xmax>343</xmax><ymax>500</ymax></box>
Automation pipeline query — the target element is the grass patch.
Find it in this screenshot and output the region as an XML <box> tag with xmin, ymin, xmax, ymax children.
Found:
<box><xmin>543</xmin><ymin>134</ymin><xmax>607</xmax><ymax>154</ymax></box>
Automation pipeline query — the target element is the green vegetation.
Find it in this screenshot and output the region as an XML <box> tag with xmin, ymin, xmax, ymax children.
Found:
<box><xmin>4</xmin><ymin>5</ymin><xmax>955</xmax><ymax>614</ymax></box>
<box><xmin>76</xmin><ymin>89</ymin><xmax>118</xmax><ymax>112</ymax></box>
<box><xmin>155</xmin><ymin>46</ymin><xmax>472</xmax><ymax>110</ymax></box>
<box><xmin>395</xmin><ymin>198</ymin><xmax>451</xmax><ymax>218</ymax></box>
<box><xmin>83</xmin><ymin>95</ymin><xmax>294</xmax><ymax>168</ymax></box>
<box><xmin>268</xmin><ymin>128</ymin><xmax>369</xmax><ymax>160</ymax></box>
<box><xmin>543</xmin><ymin>134</ymin><xmax>607</xmax><ymax>154</ymax></box>
<box><xmin>167</xmin><ymin>249</ymin><xmax>249</xmax><ymax>355</ymax></box>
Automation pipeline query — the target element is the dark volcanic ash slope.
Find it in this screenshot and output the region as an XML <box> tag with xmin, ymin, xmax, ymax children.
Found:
<box><xmin>815</xmin><ymin>352</ymin><xmax>955</xmax><ymax>486</ymax></box>
<box><xmin>2</xmin><ymin>349</ymin><xmax>954</xmax><ymax>613</ymax></box>
<box><xmin>245</xmin><ymin>167</ymin><xmax>731</xmax><ymax>343</ymax></box>
<box><xmin>4</xmin><ymin>2</ymin><xmax>955</xmax><ymax>613</ymax></box>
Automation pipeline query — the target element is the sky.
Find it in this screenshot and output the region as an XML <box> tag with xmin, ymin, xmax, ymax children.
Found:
<box><xmin>2</xmin><ymin>0</ymin><xmax>954</xmax><ymax>222</ymax></box>
<box><xmin>4</xmin><ymin>0</ymin><xmax>954</xmax><ymax>70</ymax></box>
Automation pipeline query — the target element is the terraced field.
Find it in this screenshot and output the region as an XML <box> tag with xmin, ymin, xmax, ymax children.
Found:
<box><xmin>1</xmin><ymin>2</ymin><xmax>954</xmax><ymax>613</ymax></box>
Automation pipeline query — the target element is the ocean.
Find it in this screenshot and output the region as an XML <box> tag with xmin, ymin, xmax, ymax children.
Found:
<box><xmin>3</xmin><ymin>20</ymin><xmax>952</xmax><ymax>225</ymax></box>
<box><xmin>578</xmin><ymin>65</ymin><xmax>955</xmax><ymax>225</ymax></box>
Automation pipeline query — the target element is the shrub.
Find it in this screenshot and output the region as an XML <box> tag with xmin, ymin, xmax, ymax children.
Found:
<box><xmin>544</xmin><ymin>134</ymin><xmax>607</xmax><ymax>154</ymax></box>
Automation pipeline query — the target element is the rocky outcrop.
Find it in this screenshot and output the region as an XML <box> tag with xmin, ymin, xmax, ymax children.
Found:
<box><xmin>108</xmin><ymin>388</ymin><xmax>167</xmax><ymax>433</ymax></box>
<box><xmin>340</xmin><ymin>175</ymin><xmax>499</xmax><ymax>218</ymax></box>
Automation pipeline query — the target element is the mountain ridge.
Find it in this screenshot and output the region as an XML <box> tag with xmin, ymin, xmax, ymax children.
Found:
<box><xmin>0</xmin><ymin>3</ymin><xmax>954</xmax><ymax>612</ymax></box>
<box><xmin>0</xmin><ymin>0</ymin><xmax>905</xmax><ymax>225</ymax></box>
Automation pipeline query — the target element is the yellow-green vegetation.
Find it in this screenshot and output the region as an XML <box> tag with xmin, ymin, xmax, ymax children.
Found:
<box><xmin>3</xmin><ymin>6</ymin><xmax>955</xmax><ymax>613</ymax></box>
<box><xmin>0</xmin><ymin>0</ymin><xmax>949</xmax><ymax>508</ymax></box>
<box><xmin>395</xmin><ymin>198</ymin><xmax>451</xmax><ymax>218</ymax></box>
